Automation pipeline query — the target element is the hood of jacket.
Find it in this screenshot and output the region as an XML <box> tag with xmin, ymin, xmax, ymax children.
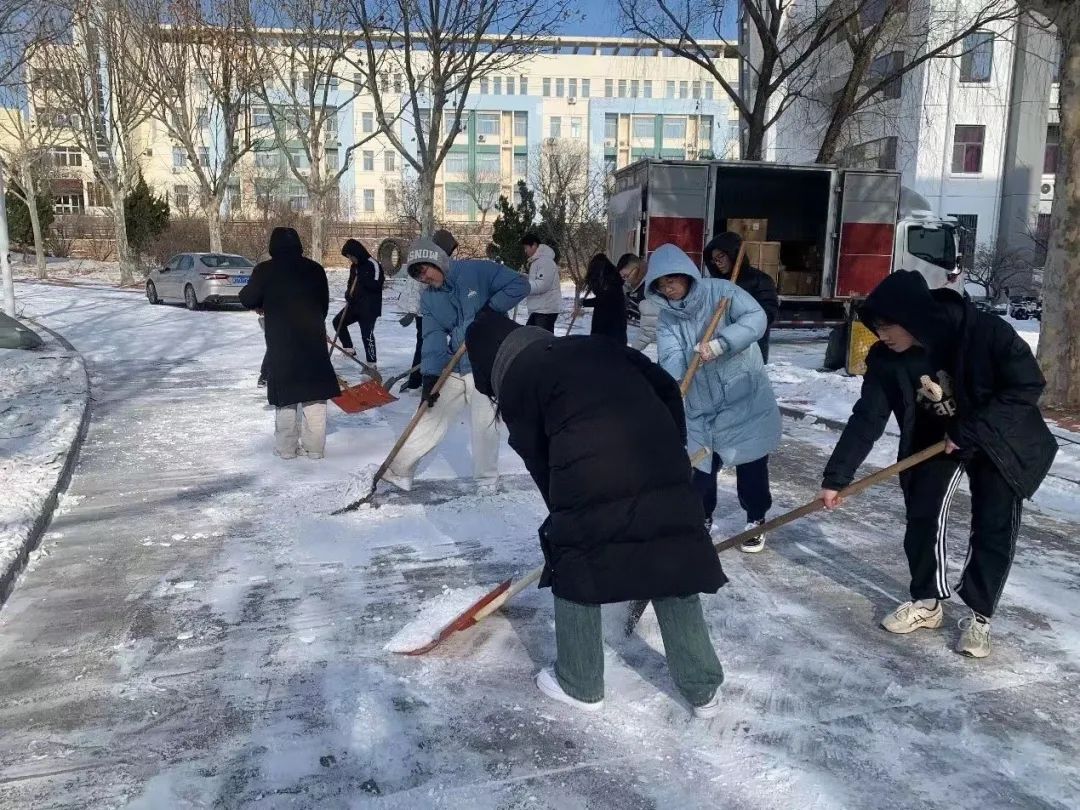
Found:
<box><xmin>859</xmin><ymin>270</ymin><xmax>962</xmax><ymax>357</ymax></box>
<box><xmin>528</xmin><ymin>243</ymin><xmax>557</xmax><ymax>266</ymax></box>
<box><xmin>269</xmin><ymin>227</ymin><xmax>303</xmax><ymax>259</ymax></box>
<box><xmin>406</xmin><ymin>236</ymin><xmax>451</xmax><ymax>279</ymax></box>
<box><xmin>466</xmin><ymin>308</ymin><xmax>551</xmax><ymax>397</ymax></box>
<box><xmin>644</xmin><ymin>243</ymin><xmax>705</xmax><ymax>321</ymax></box>
<box><xmin>703</xmin><ymin>232</ymin><xmax>741</xmax><ymax>278</ymax></box>
<box><xmin>341</xmin><ymin>238</ymin><xmax>371</xmax><ymax>265</ymax></box>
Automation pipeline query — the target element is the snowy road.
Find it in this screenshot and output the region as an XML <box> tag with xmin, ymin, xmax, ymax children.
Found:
<box><xmin>2</xmin><ymin>282</ymin><xmax>1079</xmax><ymax>809</ymax></box>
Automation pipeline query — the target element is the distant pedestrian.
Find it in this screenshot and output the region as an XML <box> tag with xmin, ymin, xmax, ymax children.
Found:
<box><xmin>332</xmin><ymin>238</ymin><xmax>383</xmax><ymax>365</ymax></box>
<box><xmin>398</xmin><ymin>228</ymin><xmax>458</xmax><ymax>392</ymax></box>
<box><xmin>703</xmin><ymin>232</ymin><xmax>779</xmax><ymax>363</ymax></box>
<box><xmin>466</xmin><ymin>309</ymin><xmax>727</xmax><ymax>717</ymax></box>
<box><xmin>576</xmin><ymin>253</ymin><xmax>627</xmax><ymax>344</ymax></box>
<box><xmin>647</xmin><ymin>244</ymin><xmax>781</xmax><ymax>553</ymax></box>
<box><xmin>521</xmin><ymin>232</ymin><xmax>561</xmax><ymax>332</ymax></box>
<box><xmin>239</xmin><ymin>227</ymin><xmax>339</xmax><ymax>460</ymax></box>
<box><xmin>620</xmin><ymin>254</ymin><xmax>657</xmax><ymax>352</ymax></box>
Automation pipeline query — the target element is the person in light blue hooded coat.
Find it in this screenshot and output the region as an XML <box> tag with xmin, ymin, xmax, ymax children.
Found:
<box><xmin>646</xmin><ymin>243</ymin><xmax>782</xmax><ymax>552</ymax></box>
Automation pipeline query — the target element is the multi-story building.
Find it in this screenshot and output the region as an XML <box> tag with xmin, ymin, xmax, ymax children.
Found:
<box><xmin>766</xmin><ymin>2</ymin><xmax>1060</xmax><ymax>286</ymax></box>
<box><xmin>22</xmin><ymin>33</ymin><xmax>738</xmax><ymax>226</ymax></box>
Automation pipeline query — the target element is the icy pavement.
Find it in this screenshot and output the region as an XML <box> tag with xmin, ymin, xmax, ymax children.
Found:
<box><xmin>0</xmin><ymin>282</ymin><xmax>1078</xmax><ymax>809</ymax></box>
<box><xmin>0</xmin><ymin>323</ymin><xmax>88</xmax><ymax>599</ymax></box>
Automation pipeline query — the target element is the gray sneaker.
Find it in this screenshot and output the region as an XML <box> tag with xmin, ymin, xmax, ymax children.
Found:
<box><xmin>881</xmin><ymin>599</ymin><xmax>943</xmax><ymax>634</ymax></box>
<box><xmin>956</xmin><ymin>612</ymin><xmax>992</xmax><ymax>658</ymax></box>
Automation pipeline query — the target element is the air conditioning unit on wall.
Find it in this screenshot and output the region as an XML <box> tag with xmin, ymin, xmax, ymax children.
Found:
<box><xmin>1040</xmin><ymin>180</ymin><xmax>1054</xmax><ymax>201</ymax></box>
<box><xmin>477</xmin><ymin>134</ymin><xmax>486</xmax><ymax>143</ymax></box>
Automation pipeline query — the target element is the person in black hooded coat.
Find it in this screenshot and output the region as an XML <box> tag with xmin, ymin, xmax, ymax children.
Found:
<box><xmin>819</xmin><ymin>270</ymin><xmax>1057</xmax><ymax>659</ymax></box>
<box><xmin>466</xmin><ymin>309</ymin><xmax>726</xmax><ymax>715</ymax></box>
<box><xmin>240</xmin><ymin>227</ymin><xmax>340</xmax><ymax>459</ymax></box>
<box><xmin>576</xmin><ymin>253</ymin><xmax>627</xmax><ymax>343</ymax></box>
<box><xmin>332</xmin><ymin>238</ymin><xmax>384</xmax><ymax>363</ymax></box>
<box><xmin>703</xmin><ymin>232</ymin><xmax>779</xmax><ymax>362</ymax></box>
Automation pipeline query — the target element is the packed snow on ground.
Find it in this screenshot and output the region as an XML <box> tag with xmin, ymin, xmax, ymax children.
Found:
<box><xmin>1</xmin><ymin>280</ymin><xmax>1079</xmax><ymax>808</ymax></box>
<box><xmin>0</xmin><ymin>329</ymin><xmax>86</xmax><ymax>588</ymax></box>
<box><xmin>384</xmin><ymin>585</ymin><xmax>494</xmax><ymax>653</ymax></box>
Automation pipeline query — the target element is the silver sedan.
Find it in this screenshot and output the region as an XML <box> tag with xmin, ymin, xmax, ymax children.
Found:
<box><xmin>145</xmin><ymin>253</ymin><xmax>255</xmax><ymax>310</ymax></box>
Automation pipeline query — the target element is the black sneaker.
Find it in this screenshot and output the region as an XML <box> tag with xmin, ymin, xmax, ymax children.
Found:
<box><xmin>739</xmin><ymin>520</ymin><xmax>766</xmax><ymax>553</ymax></box>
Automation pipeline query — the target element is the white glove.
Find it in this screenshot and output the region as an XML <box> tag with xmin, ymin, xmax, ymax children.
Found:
<box><xmin>695</xmin><ymin>339</ymin><xmax>725</xmax><ymax>362</ymax></box>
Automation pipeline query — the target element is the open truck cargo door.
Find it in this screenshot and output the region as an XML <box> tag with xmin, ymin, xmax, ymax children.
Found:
<box><xmin>836</xmin><ymin>171</ymin><xmax>901</xmax><ymax>297</ymax></box>
<box><xmin>643</xmin><ymin>163</ymin><xmax>711</xmax><ymax>265</ymax></box>
<box><xmin>607</xmin><ymin>185</ymin><xmax>643</xmax><ymax>260</ymax></box>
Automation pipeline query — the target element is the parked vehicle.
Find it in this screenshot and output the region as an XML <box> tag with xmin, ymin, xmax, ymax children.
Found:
<box><xmin>146</xmin><ymin>253</ymin><xmax>254</xmax><ymax>309</ymax></box>
<box><xmin>1009</xmin><ymin>296</ymin><xmax>1042</xmax><ymax>321</ymax></box>
<box><xmin>607</xmin><ymin>160</ymin><xmax>961</xmax><ymax>329</ymax></box>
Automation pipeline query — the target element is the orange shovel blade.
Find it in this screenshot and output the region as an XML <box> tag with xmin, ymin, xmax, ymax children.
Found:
<box><xmin>332</xmin><ymin>380</ymin><xmax>397</xmax><ymax>413</ymax></box>
<box><xmin>398</xmin><ymin>579</ymin><xmax>513</xmax><ymax>656</ymax></box>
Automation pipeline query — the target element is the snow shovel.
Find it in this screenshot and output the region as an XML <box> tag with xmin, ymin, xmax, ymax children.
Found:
<box><xmin>325</xmin><ymin>281</ymin><xmax>397</xmax><ymax>413</ymax></box>
<box><xmin>385</xmin><ymin>364</ymin><xmax>420</xmax><ymax>392</ymax></box>
<box><xmin>624</xmin><ymin>439</ymin><xmax>949</xmax><ymax>635</ymax></box>
<box><xmin>332</xmin><ymin>343</ymin><xmax>469</xmax><ymax>514</ymax></box>
<box><xmin>679</xmin><ymin>241</ymin><xmax>747</xmax><ymax>397</ymax></box>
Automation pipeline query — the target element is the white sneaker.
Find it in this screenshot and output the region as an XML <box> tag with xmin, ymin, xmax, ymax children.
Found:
<box><xmin>476</xmin><ymin>479</ymin><xmax>499</xmax><ymax>496</ymax></box>
<box><xmin>956</xmin><ymin>612</ymin><xmax>992</xmax><ymax>658</ymax></box>
<box><xmin>273</xmin><ymin>448</ymin><xmax>297</xmax><ymax>460</ymax></box>
<box><xmin>692</xmin><ymin>690</ymin><xmax>722</xmax><ymax>719</ymax></box>
<box><xmin>739</xmin><ymin>520</ymin><xmax>766</xmax><ymax>553</ymax></box>
<box><xmin>881</xmin><ymin>599</ymin><xmax>943</xmax><ymax>634</ymax></box>
<box><xmin>381</xmin><ymin>468</ymin><xmax>413</xmax><ymax>492</ymax></box>
<box><xmin>535</xmin><ymin>667</ymin><xmax>603</xmax><ymax>712</ymax></box>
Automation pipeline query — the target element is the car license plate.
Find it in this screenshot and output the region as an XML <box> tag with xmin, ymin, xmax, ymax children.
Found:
<box><xmin>232</xmin><ymin>276</ymin><xmax>250</xmax><ymax>285</ymax></box>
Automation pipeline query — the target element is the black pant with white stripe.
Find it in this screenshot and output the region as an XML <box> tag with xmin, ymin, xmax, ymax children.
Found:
<box><xmin>900</xmin><ymin>451</ymin><xmax>1021</xmax><ymax>618</ymax></box>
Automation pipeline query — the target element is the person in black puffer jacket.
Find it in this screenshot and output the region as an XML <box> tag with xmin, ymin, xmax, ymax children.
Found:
<box><xmin>819</xmin><ymin>270</ymin><xmax>1057</xmax><ymax>659</ymax></box>
<box><xmin>703</xmin><ymin>232</ymin><xmax>779</xmax><ymax>363</ymax></box>
<box><xmin>576</xmin><ymin>253</ymin><xmax>627</xmax><ymax>343</ymax></box>
<box><xmin>332</xmin><ymin>238</ymin><xmax>384</xmax><ymax>363</ymax></box>
<box><xmin>466</xmin><ymin>309</ymin><xmax>727</xmax><ymax>716</ymax></box>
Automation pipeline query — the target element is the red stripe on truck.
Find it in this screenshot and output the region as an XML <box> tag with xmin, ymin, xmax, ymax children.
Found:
<box><xmin>840</xmin><ymin>221</ymin><xmax>894</xmax><ymax>255</ymax></box>
<box><xmin>837</xmin><ymin>222</ymin><xmax>893</xmax><ymax>297</ymax></box>
<box><xmin>648</xmin><ymin>217</ymin><xmax>704</xmax><ymax>266</ymax></box>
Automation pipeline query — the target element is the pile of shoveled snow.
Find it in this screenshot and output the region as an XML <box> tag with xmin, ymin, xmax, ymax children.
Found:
<box><xmin>384</xmin><ymin>585</ymin><xmax>492</xmax><ymax>654</ymax></box>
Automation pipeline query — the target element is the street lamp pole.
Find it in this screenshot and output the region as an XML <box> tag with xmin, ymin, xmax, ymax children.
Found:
<box><xmin>0</xmin><ymin>170</ymin><xmax>16</xmax><ymax>316</ymax></box>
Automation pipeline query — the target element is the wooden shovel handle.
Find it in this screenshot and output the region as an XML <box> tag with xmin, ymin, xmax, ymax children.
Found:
<box><xmin>679</xmin><ymin>241</ymin><xmax>748</xmax><ymax>397</ymax></box>
<box><xmin>714</xmin><ymin>440</ymin><xmax>948</xmax><ymax>554</ymax></box>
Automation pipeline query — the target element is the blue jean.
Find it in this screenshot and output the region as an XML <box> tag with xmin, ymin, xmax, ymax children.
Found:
<box><xmin>554</xmin><ymin>595</ymin><xmax>723</xmax><ymax>706</ymax></box>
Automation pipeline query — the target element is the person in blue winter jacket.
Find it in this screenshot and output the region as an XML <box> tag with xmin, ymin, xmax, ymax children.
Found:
<box><xmin>647</xmin><ymin>243</ymin><xmax>782</xmax><ymax>552</ymax></box>
<box><xmin>383</xmin><ymin>236</ymin><xmax>530</xmax><ymax>493</ymax></box>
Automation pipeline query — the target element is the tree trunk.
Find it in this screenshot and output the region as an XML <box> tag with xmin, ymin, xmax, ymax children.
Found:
<box><xmin>1036</xmin><ymin>6</ymin><xmax>1080</xmax><ymax>409</ymax></box>
<box><xmin>743</xmin><ymin>105</ymin><xmax>768</xmax><ymax>161</ymax></box>
<box><xmin>206</xmin><ymin>197</ymin><xmax>224</xmax><ymax>253</ymax></box>
<box><xmin>111</xmin><ymin>192</ymin><xmax>137</xmax><ymax>287</ymax></box>
<box><xmin>0</xmin><ymin>173</ymin><xmax>14</xmax><ymax>316</ymax></box>
<box><xmin>418</xmin><ymin>166</ymin><xmax>437</xmax><ymax>234</ymax></box>
<box><xmin>310</xmin><ymin>194</ymin><xmax>325</xmax><ymax>265</ymax></box>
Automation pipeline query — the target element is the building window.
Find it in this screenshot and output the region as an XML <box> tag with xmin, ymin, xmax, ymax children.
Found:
<box><xmin>225</xmin><ymin>182</ymin><xmax>241</xmax><ymax>210</ymax></box>
<box><xmin>549</xmin><ymin>116</ymin><xmax>562</xmax><ymax>138</ymax></box>
<box><xmin>513</xmin><ymin>153</ymin><xmax>527</xmax><ymax>176</ymax></box>
<box><xmin>363</xmin><ymin>188</ymin><xmax>375</xmax><ymax>212</ymax></box>
<box><xmin>569</xmin><ymin>78</ymin><xmax>577</xmax><ymax>97</ymax></box>
<box><xmin>476</xmin><ymin>152</ymin><xmax>500</xmax><ymax>175</ymax></box>
<box><xmin>630</xmin><ymin>79</ymin><xmax>639</xmax><ymax>98</ymax></box>
<box><xmin>679</xmin><ymin>81</ymin><xmax>689</xmax><ymax>99</ymax></box>
<box><xmin>53</xmin><ymin>193</ymin><xmax>83</xmax><ymax>214</ymax></box>
<box><xmin>506</xmin><ymin>76</ymin><xmax>515</xmax><ymax>95</ymax></box>
<box><xmin>445</xmin><ymin>152</ymin><xmax>468</xmax><ymax>174</ymax></box>
<box><xmin>839</xmin><ymin>136</ymin><xmax>898</xmax><ymax>170</ymax></box>
<box><xmin>618</xmin><ymin>79</ymin><xmax>627</xmax><ymax>98</ymax></box>
<box><xmin>663</xmin><ymin>116</ymin><xmax>687</xmax><ymax>140</ymax></box>
<box><xmin>385</xmin><ymin>188</ymin><xmax>398</xmax><ymax>212</ymax></box>
<box><xmin>480</xmin><ymin>77</ymin><xmax>489</xmax><ymax>94</ymax></box>
<box><xmin>353</xmin><ymin>72</ymin><xmax>366</xmax><ymax>94</ymax></box>
<box><xmin>582</xmin><ymin>78</ymin><xmax>590</xmax><ymax>97</ymax></box>
<box><xmin>173</xmin><ymin>184</ymin><xmax>189</xmax><ymax>211</ymax></box>
<box><xmin>287</xmin><ymin>148</ymin><xmax>309</xmax><ymax>169</ymax></box>
<box><xmin>704</xmin><ymin>83</ymin><xmax>713</xmax><ymax>100</ymax></box>
<box><xmin>948</xmin><ymin>213</ymin><xmax>978</xmax><ymax>269</ymax></box>
<box><xmin>446</xmin><ymin>185</ymin><xmax>469</xmax><ymax>215</ymax></box>
<box><xmin>253</xmin><ymin>105</ymin><xmax>272</xmax><ymax>128</ymax></box>
<box><xmin>666</xmin><ymin>81</ymin><xmax>675</xmax><ymax>99</ymax></box>
<box><xmin>391</xmin><ymin>72</ymin><xmax>402</xmax><ymax>93</ymax></box>
<box><xmin>692</xmin><ymin>81</ymin><xmax>701</xmax><ymax>99</ymax></box>
<box><xmin>1044</xmin><ymin>124</ymin><xmax>1060</xmax><ymax>175</ymax></box>
<box><xmin>384</xmin><ymin>151</ymin><xmax>396</xmax><ymax>172</ymax></box>
<box><xmin>362</xmin><ymin>112</ymin><xmax>374</xmax><ymax>133</ymax></box>
<box><xmin>50</xmin><ymin>146</ymin><xmax>81</xmax><ymax>167</ymax></box>
<box><xmin>604</xmin><ymin>155</ymin><xmax>617</xmax><ymax>176</ymax></box>
<box><xmin>198</xmin><ymin>146</ymin><xmax>210</xmax><ymax>167</ymax></box>
<box><xmin>326</xmin><ymin>149</ymin><xmax>339</xmax><ymax>172</ymax></box>
<box><xmin>520</xmin><ymin>76</ymin><xmax>528</xmax><ymax>95</ymax></box>
<box><xmin>870</xmin><ymin>51</ymin><xmax>904</xmax><ymax>100</ymax></box>
<box><xmin>196</xmin><ymin>107</ymin><xmax>209</xmax><ymax>128</ymax></box>
<box><xmin>700</xmin><ymin>115</ymin><xmax>714</xmax><ymax>144</ymax></box>
<box><xmin>951</xmin><ymin>125</ymin><xmax>985</xmax><ymax>173</ymax></box>
<box><xmin>605</xmin><ymin>114</ymin><xmax>618</xmax><ymax>140</ymax></box>
<box><xmin>570</xmin><ymin>117</ymin><xmax>582</xmax><ymax>138</ymax></box>
<box><xmin>476</xmin><ymin>113</ymin><xmax>500</xmax><ymax>137</ymax></box>
<box><xmin>255</xmin><ymin>150</ymin><xmax>277</xmax><ymax>169</ymax></box>
<box><xmin>960</xmin><ymin>31</ymin><xmax>994</xmax><ymax>83</ymax></box>
<box><xmin>173</xmin><ymin>147</ymin><xmax>187</xmax><ymax>169</ymax></box>
<box><xmin>513</xmin><ymin>111</ymin><xmax>528</xmax><ymax>138</ymax></box>
<box><xmin>605</xmin><ymin>78</ymin><xmax>613</xmax><ymax>97</ymax></box>
<box><xmin>644</xmin><ymin>80</ymin><xmax>652</xmax><ymax>99</ymax></box>
<box><xmin>556</xmin><ymin>77</ymin><xmax>565</xmax><ymax>97</ymax></box>
<box><xmin>363</xmin><ymin>150</ymin><xmax>374</xmax><ymax>171</ymax></box>
<box><xmin>632</xmin><ymin>116</ymin><xmax>653</xmax><ymax>140</ymax></box>
<box><xmin>543</xmin><ymin>77</ymin><xmax>551</xmax><ymax>96</ymax></box>
<box><xmin>494</xmin><ymin>76</ymin><xmax>503</xmax><ymax>95</ymax></box>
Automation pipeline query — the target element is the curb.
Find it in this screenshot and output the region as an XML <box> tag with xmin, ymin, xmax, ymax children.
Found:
<box><xmin>0</xmin><ymin>317</ymin><xmax>92</xmax><ymax>607</ymax></box>
<box><xmin>779</xmin><ymin>405</ymin><xmax>849</xmax><ymax>434</ymax></box>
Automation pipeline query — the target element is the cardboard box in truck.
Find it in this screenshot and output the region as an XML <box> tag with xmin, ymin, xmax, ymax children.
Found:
<box><xmin>744</xmin><ymin>241</ymin><xmax>781</xmax><ymax>283</ymax></box>
<box><xmin>779</xmin><ymin>270</ymin><xmax>820</xmax><ymax>296</ymax></box>
<box><xmin>727</xmin><ymin>218</ymin><xmax>768</xmax><ymax>242</ymax></box>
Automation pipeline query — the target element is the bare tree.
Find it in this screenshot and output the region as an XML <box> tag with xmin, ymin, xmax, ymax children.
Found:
<box><xmin>241</xmin><ymin>0</ymin><xmax>391</xmax><ymax>262</ymax></box>
<box><xmin>968</xmin><ymin>245</ymin><xmax>1038</xmax><ymax>302</ymax></box>
<box><xmin>349</xmin><ymin>0</ymin><xmax>573</xmax><ymax>233</ymax></box>
<box><xmin>620</xmin><ymin>0</ymin><xmax>871</xmax><ymax>160</ymax></box>
<box><xmin>139</xmin><ymin>0</ymin><xmax>265</xmax><ymax>252</ymax></box>
<box><xmin>530</xmin><ymin>139</ymin><xmax>607</xmax><ymax>302</ymax></box>
<box><xmin>461</xmin><ymin>166</ymin><xmax>502</xmax><ymax>229</ymax></box>
<box><xmin>1017</xmin><ymin>1</ymin><xmax>1080</xmax><ymax>409</ymax></box>
<box><xmin>40</xmin><ymin>0</ymin><xmax>154</xmax><ymax>285</ymax></box>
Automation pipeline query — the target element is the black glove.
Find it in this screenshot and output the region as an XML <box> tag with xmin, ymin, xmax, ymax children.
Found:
<box><xmin>420</xmin><ymin>375</ymin><xmax>440</xmax><ymax>409</ymax></box>
<box><xmin>399</xmin><ymin>313</ymin><xmax>415</xmax><ymax>327</ymax></box>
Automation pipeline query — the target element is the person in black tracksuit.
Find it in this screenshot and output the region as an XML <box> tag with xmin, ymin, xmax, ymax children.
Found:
<box><xmin>819</xmin><ymin>270</ymin><xmax>1057</xmax><ymax>659</ymax></box>
<box><xmin>703</xmin><ymin>232</ymin><xmax>779</xmax><ymax>363</ymax></box>
<box><xmin>578</xmin><ymin>253</ymin><xmax>627</xmax><ymax>344</ymax></box>
<box><xmin>333</xmin><ymin>238</ymin><xmax>383</xmax><ymax>363</ymax></box>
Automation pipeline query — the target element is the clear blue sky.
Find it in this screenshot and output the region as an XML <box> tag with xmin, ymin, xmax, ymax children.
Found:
<box><xmin>557</xmin><ymin>0</ymin><xmax>738</xmax><ymax>39</ymax></box>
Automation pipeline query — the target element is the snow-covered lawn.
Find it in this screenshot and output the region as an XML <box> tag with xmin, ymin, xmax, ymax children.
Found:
<box><xmin>0</xmin><ymin>325</ymin><xmax>88</xmax><ymax>598</ymax></box>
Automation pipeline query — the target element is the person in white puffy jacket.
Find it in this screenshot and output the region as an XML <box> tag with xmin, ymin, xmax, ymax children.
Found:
<box><xmin>397</xmin><ymin>229</ymin><xmax>458</xmax><ymax>391</ymax></box>
<box><xmin>620</xmin><ymin>254</ymin><xmax>658</xmax><ymax>352</ymax></box>
<box><xmin>521</xmin><ymin>233</ymin><xmax>561</xmax><ymax>332</ymax></box>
